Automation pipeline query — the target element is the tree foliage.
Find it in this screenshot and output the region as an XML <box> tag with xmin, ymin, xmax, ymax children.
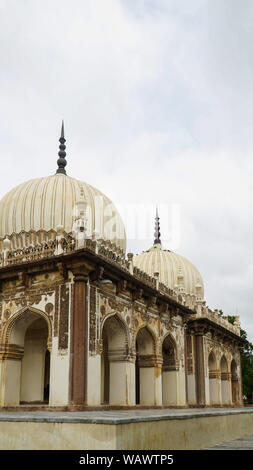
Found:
<box><xmin>219</xmin><ymin>310</ymin><xmax>253</xmax><ymax>400</ymax></box>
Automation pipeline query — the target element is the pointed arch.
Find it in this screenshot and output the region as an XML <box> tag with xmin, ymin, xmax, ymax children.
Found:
<box><xmin>1</xmin><ymin>306</ymin><xmax>52</xmax><ymax>352</ymax></box>
<box><xmin>220</xmin><ymin>354</ymin><xmax>228</xmax><ymax>373</ymax></box>
<box><xmin>231</xmin><ymin>358</ymin><xmax>239</xmax><ymax>405</ymax></box>
<box><xmin>135</xmin><ymin>325</ymin><xmax>158</xmax><ymax>405</ymax></box>
<box><xmin>101</xmin><ymin>312</ymin><xmax>131</xmax><ymax>405</ymax></box>
<box><xmin>101</xmin><ymin>312</ymin><xmax>130</xmax><ymax>354</ymax></box>
<box><xmin>208</xmin><ymin>350</ymin><xmax>218</xmax><ymax>405</ymax></box>
<box><xmin>161</xmin><ymin>332</ymin><xmax>178</xmax><ymax>367</ymax></box>
<box><xmin>220</xmin><ymin>354</ymin><xmax>230</xmax><ymax>405</ymax></box>
<box><xmin>134</xmin><ymin>324</ymin><xmax>157</xmax><ymax>356</ymax></box>
<box><xmin>0</xmin><ymin>307</ymin><xmax>52</xmax><ymax>406</ymax></box>
<box><xmin>101</xmin><ymin>312</ymin><xmax>130</xmax><ymax>359</ymax></box>
<box><xmin>161</xmin><ymin>333</ymin><xmax>179</xmax><ymax>405</ymax></box>
<box><xmin>208</xmin><ymin>350</ymin><xmax>217</xmax><ymax>371</ymax></box>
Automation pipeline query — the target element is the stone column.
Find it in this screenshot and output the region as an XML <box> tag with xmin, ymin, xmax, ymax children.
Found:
<box><xmin>69</xmin><ymin>272</ymin><xmax>88</xmax><ymax>406</ymax></box>
<box><xmin>194</xmin><ymin>328</ymin><xmax>206</xmax><ymax>406</ymax></box>
<box><xmin>0</xmin><ymin>344</ymin><xmax>24</xmax><ymax>406</ymax></box>
<box><xmin>108</xmin><ymin>352</ymin><xmax>135</xmax><ymax>406</ymax></box>
<box><xmin>185</xmin><ymin>332</ymin><xmax>196</xmax><ymax>405</ymax></box>
<box><xmin>184</xmin><ymin>327</ymin><xmax>189</xmax><ymax>405</ymax></box>
<box><xmin>209</xmin><ymin>370</ymin><xmax>220</xmax><ymax>405</ymax></box>
<box><xmin>162</xmin><ymin>366</ymin><xmax>178</xmax><ymax>405</ymax></box>
<box><xmin>231</xmin><ymin>374</ymin><xmax>240</xmax><ymax>405</ymax></box>
<box><xmin>221</xmin><ymin>371</ymin><xmax>230</xmax><ymax>405</ymax></box>
<box><xmin>137</xmin><ymin>355</ymin><xmax>162</xmax><ymax>405</ymax></box>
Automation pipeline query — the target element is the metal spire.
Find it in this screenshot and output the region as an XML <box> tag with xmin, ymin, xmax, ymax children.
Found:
<box><xmin>56</xmin><ymin>120</ymin><xmax>67</xmax><ymax>175</ymax></box>
<box><xmin>154</xmin><ymin>206</ymin><xmax>161</xmax><ymax>245</ymax></box>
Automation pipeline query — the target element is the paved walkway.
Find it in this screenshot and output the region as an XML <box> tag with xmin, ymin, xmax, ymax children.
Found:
<box><xmin>208</xmin><ymin>434</ymin><xmax>253</xmax><ymax>450</ymax></box>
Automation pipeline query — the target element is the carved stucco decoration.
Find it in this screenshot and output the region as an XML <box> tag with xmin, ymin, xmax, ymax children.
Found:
<box><xmin>204</xmin><ymin>337</ymin><xmax>240</xmax><ymax>377</ymax></box>
<box><xmin>100</xmin><ymin>311</ymin><xmax>134</xmax><ymax>362</ymax></box>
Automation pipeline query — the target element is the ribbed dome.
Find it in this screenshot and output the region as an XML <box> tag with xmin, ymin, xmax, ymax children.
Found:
<box><xmin>133</xmin><ymin>243</ymin><xmax>204</xmax><ymax>298</ymax></box>
<box><xmin>0</xmin><ymin>174</ymin><xmax>126</xmax><ymax>252</ymax></box>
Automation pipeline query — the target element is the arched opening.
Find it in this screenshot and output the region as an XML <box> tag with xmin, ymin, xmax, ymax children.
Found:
<box><xmin>2</xmin><ymin>309</ymin><xmax>51</xmax><ymax>406</ymax></box>
<box><xmin>162</xmin><ymin>335</ymin><xmax>178</xmax><ymax>405</ymax></box>
<box><xmin>231</xmin><ymin>359</ymin><xmax>239</xmax><ymax>405</ymax></box>
<box><xmin>101</xmin><ymin>315</ymin><xmax>130</xmax><ymax>405</ymax></box>
<box><xmin>20</xmin><ymin>317</ymin><xmax>49</xmax><ymax>403</ymax></box>
<box><xmin>135</xmin><ymin>327</ymin><xmax>156</xmax><ymax>405</ymax></box>
<box><xmin>220</xmin><ymin>355</ymin><xmax>229</xmax><ymax>405</ymax></box>
<box><xmin>44</xmin><ymin>349</ymin><xmax>51</xmax><ymax>402</ymax></box>
<box><xmin>101</xmin><ymin>329</ymin><xmax>109</xmax><ymax>404</ymax></box>
<box><xmin>208</xmin><ymin>351</ymin><xmax>218</xmax><ymax>405</ymax></box>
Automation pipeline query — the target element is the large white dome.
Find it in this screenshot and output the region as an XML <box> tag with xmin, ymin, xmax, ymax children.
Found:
<box><xmin>0</xmin><ymin>173</ymin><xmax>126</xmax><ymax>252</ymax></box>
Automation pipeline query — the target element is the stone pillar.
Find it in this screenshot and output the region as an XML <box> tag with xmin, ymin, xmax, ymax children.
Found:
<box><xmin>0</xmin><ymin>344</ymin><xmax>24</xmax><ymax>406</ymax></box>
<box><xmin>221</xmin><ymin>371</ymin><xmax>230</xmax><ymax>405</ymax></box>
<box><xmin>155</xmin><ymin>362</ymin><xmax>163</xmax><ymax>406</ymax></box>
<box><xmin>108</xmin><ymin>354</ymin><xmax>135</xmax><ymax>406</ymax></box>
<box><xmin>69</xmin><ymin>272</ymin><xmax>88</xmax><ymax>406</ymax></box>
<box><xmin>231</xmin><ymin>375</ymin><xmax>240</xmax><ymax>405</ymax></box>
<box><xmin>184</xmin><ymin>327</ymin><xmax>189</xmax><ymax>405</ymax></box>
<box><xmin>194</xmin><ymin>328</ymin><xmax>206</xmax><ymax>406</ymax></box>
<box><xmin>209</xmin><ymin>371</ymin><xmax>220</xmax><ymax>405</ymax></box>
<box><xmin>137</xmin><ymin>355</ymin><xmax>162</xmax><ymax>405</ymax></box>
<box><xmin>162</xmin><ymin>368</ymin><xmax>178</xmax><ymax>405</ymax></box>
<box><xmin>186</xmin><ymin>333</ymin><xmax>196</xmax><ymax>405</ymax></box>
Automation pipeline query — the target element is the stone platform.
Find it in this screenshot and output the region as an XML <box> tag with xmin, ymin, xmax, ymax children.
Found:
<box><xmin>0</xmin><ymin>408</ymin><xmax>253</xmax><ymax>450</ymax></box>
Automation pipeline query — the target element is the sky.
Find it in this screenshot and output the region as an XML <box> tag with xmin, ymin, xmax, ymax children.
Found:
<box><xmin>0</xmin><ymin>0</ymin><xmax>253</xmax><ymax>340</ymax></box>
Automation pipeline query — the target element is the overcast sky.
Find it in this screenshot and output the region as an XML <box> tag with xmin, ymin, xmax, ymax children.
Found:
<box><xmin>0</xmin><ymin>0</ymin><xmax>253</xmax><ymax>340</ymax></box>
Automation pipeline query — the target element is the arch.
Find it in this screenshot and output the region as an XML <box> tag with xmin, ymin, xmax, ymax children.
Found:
<box><xmin>161</xmin><ymin>334</ymin><xmax>178</xmax><ymax>405</ymax></box>
<box><xmin>136</xmin><ymin>326</ymin><xmax>155</xmax><ymax>355</ymax></box>
<box><xmin>134</xmin><ymin>324</ymin><xmax>157</xmax><ymax>355</ymax></box>
<box><xmin>1</xmin><ymin>306</ymin><xmax>52</xmax><ymax>351</ymax></box>
<box><xmin>231</xmin><ymin>358</ymin><xmax>239</xmax><ymax>405</ymax></box>
<box><xmin>220</xmin><ymin>355</ymin><xmax>228</xmax><ymax>373</ymax></box>
<box><xmin>208</xmin><ymin>351</ymin><xmax>218</xmax><ymax>405</ymax></box>
<box><xmin>0</xmin><ymin>307</ymin><xmax>52</xmax><ymax>406</ymax></box>
<box><xmin>101</xmin><ymin>312</ymin><xmax>130</xmax><ymax>354</ymax></box>
<box><xmin>208</xmin><ymin>350</ymin><xmax>217</xmax><ymax>371</ymax></box>
<box><xmin>161</xmin><ymin>333</ymin><xmax>178</xmax><ymax>365</ymax></box>
<box><xmin>231</xmin><ymin>358</ymin><xmax>238</xmax><ymax>376</ymax></box>
<box><xmin>101</xmin><ymin>313</ymin><xmax>130</xmax><ymax>405</ymax></box>
<box><xmin>135</xmin><ymin>326</ymin><xmax>157</xmax><ymax>405</ymax></box>
<box><xmin>220</xmin><ymin>355</ymin><xmax>230</xmax><ymax>405</ymax></box>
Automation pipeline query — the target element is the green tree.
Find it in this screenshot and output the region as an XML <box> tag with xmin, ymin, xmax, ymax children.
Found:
<box><xmin>220</xmin><ymin>311</ymin><xmax>253</xmax><ymax>400</ymax></box>
<box><xmin>239</xmin><ymin>328</ymin><xmax>253</xmax><ymax>400</ymax></box>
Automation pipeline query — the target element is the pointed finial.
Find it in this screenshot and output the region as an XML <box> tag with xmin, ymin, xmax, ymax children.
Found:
<box><xmin>56</xmin><ymin>120</ymin><xmax>67</xmax><ymax>175</ymax></box>
<box><xmin>154</xmin><ymin>206</ymin><xmax>161</xmax><ymax>245</ymax></box>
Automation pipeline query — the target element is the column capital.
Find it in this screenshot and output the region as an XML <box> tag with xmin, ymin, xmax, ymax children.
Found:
<box><xmin>73</xmin><ymin>273</ymin><xmax>89</xmax><ymax>283</ymax></box>
<box><xmin>70</xmin><ymin>260</ymin><xmax>94</xmax><ymax>282</ymax></box>
<box><xmin>193</xmin><ymin>325</ymin><xmax>206</xmax><ymax>336</ymax></box>
<box><xmin>71</xmin><ymin>267</ymin><xmax>89</xmax><ymax>283</ymax></box>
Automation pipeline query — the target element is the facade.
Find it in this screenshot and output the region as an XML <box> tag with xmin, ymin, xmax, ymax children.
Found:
<box><xmin>0</xmin><ymin>126</ymin><xmax>243</xmax><ymax>409</ymax></box>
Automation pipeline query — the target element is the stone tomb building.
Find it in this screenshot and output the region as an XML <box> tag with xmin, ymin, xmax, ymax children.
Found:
<box><xmin>0</xmin><ymin>127</ymin><xmax>242</xmax><ymax>409</ymax></box>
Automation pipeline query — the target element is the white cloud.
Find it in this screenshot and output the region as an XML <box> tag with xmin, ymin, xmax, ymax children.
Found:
<box><xmin>0</xmin><ymin>0</ymin><xmax>252</xmax><ymax>340</ymax></box>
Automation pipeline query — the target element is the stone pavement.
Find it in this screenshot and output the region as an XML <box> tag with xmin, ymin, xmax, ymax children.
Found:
<box><xmin>208</xmin><ymin>434</ymin><xmax>253</xmax><ymax>450</ymax></box>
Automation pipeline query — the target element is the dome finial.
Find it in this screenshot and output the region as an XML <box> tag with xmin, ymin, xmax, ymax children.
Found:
<box><xmin>56</xmin><ymin>120</ymin><xmax>67</xmax><ymax>175</ymax></box>
<box><xmin>154</xmin><ymin>206</ymin><xmax>161</xmax><ymax>245</ymax></box>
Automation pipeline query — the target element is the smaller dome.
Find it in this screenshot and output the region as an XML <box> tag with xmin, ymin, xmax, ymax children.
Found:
<box><xmin>133</xmin><ymin>243</ymin><xmax>204</xmax><ymax>299</ymax></box>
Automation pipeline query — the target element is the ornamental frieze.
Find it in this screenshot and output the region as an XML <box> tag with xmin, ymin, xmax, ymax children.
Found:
<box><xmin>99</xmin><ymin>294</ymin><xmax>127</xmax><ymax>318</ymax></box>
